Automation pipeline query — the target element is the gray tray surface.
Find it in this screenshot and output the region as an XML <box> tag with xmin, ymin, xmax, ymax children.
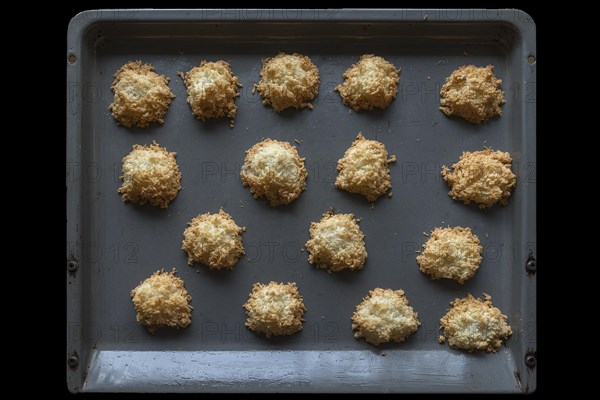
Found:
<box><xmin>67</xmin><ymin>9</ymin><xmax>536</xmax><ymax>393</ymax></box>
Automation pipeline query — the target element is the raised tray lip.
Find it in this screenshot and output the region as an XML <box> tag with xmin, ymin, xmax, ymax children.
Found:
<box><xmin>68</xmin><ymin>8</ymin><xmax>536</xmax><ymax>28</ymax></box>
<box><xmin>66</xmin><ymin>8</ymin><xmax>536</xmax><ymax>393</ymax></box>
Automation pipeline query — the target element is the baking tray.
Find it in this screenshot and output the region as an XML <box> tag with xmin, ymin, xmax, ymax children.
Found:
<box><xmin>66</xmin><ymin>9</ymin><xmax>536</xmax><ymax>393</ymax></box>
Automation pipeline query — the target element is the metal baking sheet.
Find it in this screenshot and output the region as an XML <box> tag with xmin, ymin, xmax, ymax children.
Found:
<box><xmin>66</xmin><ymin>9</ymin><xmax>536</xmax><ymax>393</ymax></box>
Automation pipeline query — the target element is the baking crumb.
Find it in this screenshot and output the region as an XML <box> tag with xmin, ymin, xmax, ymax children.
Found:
<box><xmin>348</xmin><ymin>109</ymin><xmax>352</xmax><ymax>115</ymax></box>
<box><xmin>295</xmin><ymin>139</ymin><xmax>301</xmax><ymax>145</ymax></box>
<box><xmin>436</xmin><ymin>60</ymin><xmax>446</xmax><ymax>65</ymax></box>
<box><xmin>177</xmin><ymin>71</ymin><xmax>185</xmax><ymax>80</ymax></box>
<box><xmin>321</xmin><ymin>316</ymin><xmax>325</xmax><ymax>319</ymax></box>
<box><xmin>463</xmin><ymin>51</ymin><xmax>469</xmax><ymax>56</ymax></box>
<box><xmin>427</xmin><ymin>76</ymin><xmax>431</xmax><ymax>80</ymax></box>
<box><xmin>422</xmin><ymin>232</ymin><xmax>429</xmax><ymax>236</ymax></box>
<box><xmin>484</xmin><ymin>140</ymin><xmax>487</xmax><ymax>144</ymax></box>
<box><xmin>439</xmin><ymin>335</ymin><xmax>445</xmax><ymax>343</ymax></box>
<box><xmin>381</xmin><ymin>351</ymin><xmax>387</xmax><ymax>356</ymax></box>
<box><xmin>423</xmin><ymin>14</ymin><xmax>428</xmax><ymax>21</ymax></box>
<box><xmin>387</xmin><ymin>192</ymin><xmax>393</xmax><ymax>198</ymax></box>
<box><xmin>370</xmin><ymin>203</ymin><xmax>375</xmax><ymax>209</ymax></box>
<box><xmin>240</xmin><ymin>200</ymin><xmax>244</xmax><ymax>208</ymax></box>
<box><xmin>416</xmin><ymin>138</ymin><xmax>420</xmax><ymax>142</ymax></box>
<box><xmin>415</xmin><ymin>250</ymin><xmax>421</xmax><ymax>254</ymax></box>
<box><xmin>485</xmin><ymin>233</ymin><xmax>488</xmax><ymax>238</ymax></box>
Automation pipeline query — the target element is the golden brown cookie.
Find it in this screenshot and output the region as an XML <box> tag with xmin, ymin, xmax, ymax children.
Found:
<box><xmin>305</xmin><ymin>209</ymin><xmax>367</xmax><ymax>272</ymax></box>
<box><xmin>243</xmin><ymin>281</ymin><xmax>306</xmax><ymax>337</ymax></box>
<box><xmin>441</xmin><ymin>148</ymin><xmax>516</xmax><ymax>208</ymax></box>
<box><xmin>130</xmin><ymin>269</ymin><xmax>192</xmax><ymax>333</ymax></box>
<box><xmin>417</xmin><ymin>227</ymin><xmax>482</xmax><ymax>284</ymax></box>
<box><xmin>118</xmin><ymin>141</ymin><xmax>181</xmax><ymax>208</ymax></box>
<box><xmin>352</xmin><ymin>288</ymin><xmax>420</xmax><ymax>346</ymax></box>
<box><xmin>240</xmin><ymin>139</ymin><xmax>307</xmax><ymax>206</ymax></box>
<box><xmin>336</xmin><ymin>54</ymin><xmax>399</xmax><ymax>111</ymax></box>
<box><xmin>439</xmin><ymin>294</ymin><xmax>512</xmax><ymax>352</ymax></box>
<box><xmin>109</xmin><ymin>60</ymin><xmax>175</xmax><ymax>128</ymax></box>
<box><xmin>181</xmin><ymin>60</ymin><xmax>241</xmax><ymax>127</ymax></box>
<box><xmin>182</xmin><ymin>209</ymin><xmax>245</xmax><ymax>270</ymax></box>
<box><xmin>439</xmin><ymin>65</ymin><xmax>505</xmax><ymax>124</ymax></box>
<box><xmin>336</xmin><ymin>133</ymin><xmax>396</xmax><ymax>202</ymax></box>
<box><xmin>254</xmin><ymin>53</ymin><xmax>319</xmax><ymax>112</ymax></box>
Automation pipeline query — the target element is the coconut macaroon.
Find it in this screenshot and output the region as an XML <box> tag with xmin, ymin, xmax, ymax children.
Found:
<box><xmin>417</xmin><ymin>227</ymin><xmax>482</xmax><ymax>284</ymax></box>
<box><xmin>240</xmin><ymin>139</ymin><xmax>307</xmax><ymax>206</ymax></box>
<box><xmin>130</xmin><ymin>269</ymin><xmax>192</xmax><ymax>333</ymax></box>
<box><xmin>243</xmin><ymin>281</ymin><xmax>306</xmax><ymax>338</ymax></box>
<box><xmin>439</xmin><ymin>65</ymin><xmax>505</xmax><ymax>124</ymax></box>
<box><xmin>335</xmin><ymin>54</ymin><xmax>399</xmax><ymax>111</ymax></box>
<box><xmin>118</xmin><ymin>141</ymin><xmax>181</xmax><ymax>208</ymax></box>
<box><xmin>181</xmin><ymin>60</ymin><xmax>241</xmax><ymax>127</ymax></box>
<box><xmin>336</xmin><ymin>133</ymin><xmax>396</xmax><ymax>202</ymax></box>
<box><xmin>181</xmin><ymin>209</ymin><xmax>245</xmax><ymax>270</ymax></box>
<box><xmin>305</xmin><ymin>209</ymin><xmax>367</xmax><ymax>272</ymax></box>
<box><xmin>439</xmin><ymin>294</ymin><xmax>512</xmax><ymax>352</ymax></box>
<box><xmin>352</xmin><ymin>288</ymin><xmax>420</xmax><ymax>346</ymax></box>
<box><xmin>109</xmin><ymin>60</ymin><xmax>175</xmax><ymax>128</ymax></box>
<box><xmin>442</xmin><ymin>148</ymin><xmax>516</xmax><ymax>209</ymax></box>
<box><xmin>253</xmin><ymin>53</ymin><xmax>320</xmax><ymax>112</ymax></box>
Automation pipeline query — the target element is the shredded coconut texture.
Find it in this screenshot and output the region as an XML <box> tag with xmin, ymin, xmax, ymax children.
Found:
<box><xmin>182</xmin><ymin>209</ymin><xmax>245</xmax><ymax>270</ymax></box>
<box><xmin>254</xmin><ymin>53</ymin><xmax>320</xmax><ymax>112</ymax></box>
<box><xmin>182</xmin><ymin>60</ymin><xmax>241</xmax><ymax>127</ymax></box>
<box><xmin>130</xmin><ymin>269</ymin><xmax>192</xmax><ymax>333</ymax></box>
<box><xmin>240</xmin><ymin>139</ymin><xmax>307</xmax><ymax>206</ymax></box>
<box><xmin>336</xmin><ymin>133</ymin><xmax>396</xmax><ymax>201</ymax></box>
<box><xmin>352</xmin><ymin>288</ymin><xmax>420</xmax><ymax>346</ymax></box>
<box><xmin>439</xmin><ymin>294</ymin><xmax>512</xmax><ymax>352</ymax></box>
<box><xmin>109</xmin><ymin>60</ymin><xmax>175</xmax><ymax>128</ymax></box>
<box><xmin>118</xmin><ymin>141</ymin><xmax>181</xmax><ymax>208</ymax></box>
<box><xmin>306</xmin><ymin>209</ymin><xmax>367</xmax><ymax>272</ymax></box>
<box><xmin>417</xmin><ymin>227</ymin><xmax>482</xmax><ymax>284</ymax></box>
<box><xmin>441</xmin><ymin>148</ymin><xmax>516</xmax><ymax>208</ymax></box>
<box><xmin>243</xmin><ymin>281</ymin><xmax>306</xmax><ymax>338</ymax></box>
<box><xmin>336</xmin><ymin>54</ymin><xmax>399</xmax><ymax>111</ymax></box>
<box><xmin>439</xmin><ymin>65</ymin><xmax>505</xmax><ymax>124</ymax></box>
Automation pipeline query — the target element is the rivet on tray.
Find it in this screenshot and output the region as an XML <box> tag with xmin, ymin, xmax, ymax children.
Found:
<box><xmin>68</xmin><ymin>54</ymin><xmax>77</xmax><ymax>64</ymax></box>
<box><xmin>525</xmin><ymin>354</ymin><xmax>536</xmax><ymax>369</ymax></box>
<box><xmin>525</xmin><ymin>255</ymin><xmax>536</xmax><ymax>275</ymax></box>
<box><xmin>68</xmin><ymin>352</ymin><xmax>79</xmax><ymax>369</ymax></box>
<box><xmin>527</xmin><ymin>55</ymin><xmax>536</xmax><ymax>65</ymax></box>
<box><xmin>67</xmin><ymin>260</ymin><xmax>79</xmax><ymax>272</ymax></box>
